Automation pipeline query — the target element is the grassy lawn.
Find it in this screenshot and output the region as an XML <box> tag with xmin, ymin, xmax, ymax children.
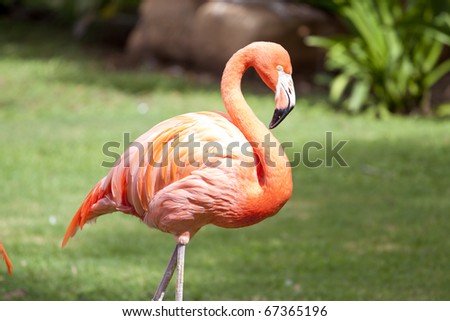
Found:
<box><xmin>0</xmin><ymin>20</ymin><xmax>449</xmax><ymax>300</ymax></box>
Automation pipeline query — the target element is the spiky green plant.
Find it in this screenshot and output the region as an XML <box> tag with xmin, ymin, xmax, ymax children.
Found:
<box><xmin>307</xmin><ymin>0</ymin><xmax>450</xmax><ymax>114</ymax></box>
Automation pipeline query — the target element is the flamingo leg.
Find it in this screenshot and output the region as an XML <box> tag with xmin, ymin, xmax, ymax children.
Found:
<box><xmin>175</xmin><ymin>243</ymin><xmax>186</xmax><ymax>301</ymax></box>
<box><xmin>152</xmin><ymin>245</ymin><xmax>178</xmax><ymax>301</ymax></box>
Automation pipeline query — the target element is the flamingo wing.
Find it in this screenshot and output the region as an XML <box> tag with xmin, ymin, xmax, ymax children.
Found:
<box><xmin>62</xmin><ymin>112</ymin><xmax>257</xmax><ymax>245</ymax></box>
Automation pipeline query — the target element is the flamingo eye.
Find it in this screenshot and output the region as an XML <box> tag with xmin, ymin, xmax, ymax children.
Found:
<box><xmin>276</xmin><ymin>65</ymin><xmax>284</xmax><ymax>72</ymax></box>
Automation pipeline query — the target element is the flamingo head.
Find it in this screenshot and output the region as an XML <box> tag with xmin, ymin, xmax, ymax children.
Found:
<box><xmin>252</xmin><ymin>42</ymin><xmax>296</xmax><ymax>129</ymax></box>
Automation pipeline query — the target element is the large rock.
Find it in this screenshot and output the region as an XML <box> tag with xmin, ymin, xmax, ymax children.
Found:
<box><xmin>191</xmin><ymin>2</ymin><xmax>293</xmax><ymax>71</ymax></box>
<box><xmin>127</xmin><ymin>0</ymin><xmax>206</xmax><ymax>62</ymax></box>
<box><xmin>126</xmin><ymin>0</ymin><xmax>344</xmax><ymax>78</ymax></box>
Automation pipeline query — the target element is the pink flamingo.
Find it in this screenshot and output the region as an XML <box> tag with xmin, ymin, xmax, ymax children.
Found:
<box><xmin>62</xmin><ymin>42</ymin><xmax>295</xmax><ymax>300</ymax></box>
<box><xmin>1</xmin><ymin>243</ymin><xmax>13</xmax><ymax>276</ymax></box>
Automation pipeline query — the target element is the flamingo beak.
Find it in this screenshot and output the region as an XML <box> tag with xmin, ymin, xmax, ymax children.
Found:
<box><xmin>269</xmin><ymin>71</ymin><xmax>295</xmax><ymax>129</ymax></box>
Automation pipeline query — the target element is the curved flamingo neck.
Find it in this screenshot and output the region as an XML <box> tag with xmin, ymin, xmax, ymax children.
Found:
<box><xmin>221</xmin><ymin>50</ymin><xmax>266</xmax><ymax>148</ymax></box>
<box><xmin>220</xmin><ymin>46</ymin><xmax>292</xmax><ymax>219</ymax></box>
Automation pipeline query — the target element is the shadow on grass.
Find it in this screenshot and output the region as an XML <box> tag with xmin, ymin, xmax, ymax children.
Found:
<box><xmin>0</xmin><ymin>19</ymin><xmax>213</xmax><ymax>95</ymax></box>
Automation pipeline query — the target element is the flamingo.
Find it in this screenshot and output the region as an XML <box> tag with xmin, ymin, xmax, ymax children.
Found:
<box><xmin>62</xmin><ymin>42</ymin><xmax>295</xmax><ymax>301</ymax></box>
<box><xmin>1</xmin><ymin>243</ymin><xmax>13</xmax><ymax>276</ymax></box>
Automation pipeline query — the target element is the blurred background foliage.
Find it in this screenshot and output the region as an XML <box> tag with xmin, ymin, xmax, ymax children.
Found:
<box><xmin>0</xmin><ymin>0</ymin><xmax>448</xmax><ymax>116</ymax></box>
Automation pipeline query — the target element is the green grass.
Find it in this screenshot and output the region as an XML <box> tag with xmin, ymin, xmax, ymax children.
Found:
<box><xmin>0</xmin><ymin>20</ymin><xmax>449</xmax><ymax>300</ymax></box>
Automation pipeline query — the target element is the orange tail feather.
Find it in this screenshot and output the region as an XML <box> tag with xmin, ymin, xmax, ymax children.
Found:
<box><xmin>0</xmin><ymin>243</ymin><xmax>13</xmax><ymax>276</ymax></box>
<box><xmin>62</xmin><ymin>180</ymin><xmax>114</xmax><ymax>248</ymax></box>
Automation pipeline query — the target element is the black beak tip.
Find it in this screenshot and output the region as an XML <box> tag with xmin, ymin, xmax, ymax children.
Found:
<box><xmin>269</xmin><ymin>106</ymin><xmax>294</xmax><ymax>129</ymax></box>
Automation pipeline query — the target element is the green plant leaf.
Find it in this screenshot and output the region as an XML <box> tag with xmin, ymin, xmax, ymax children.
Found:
<box><xmin>385</xmin><ymin>29</ymin><xmax>402</xmax><ymax>63</ymax></box>
<box><xmin>396</xmin><ymin>58</ymin><xmax>414</xmax><ymax>95</ymax></box>
<box><xmin>305</xmin><ymin>36</ymin><xmax>338</xmax><ymax>49</ymax></box>
<box><xmin>423</xmin><ymin>40</ymin><xmax>443</xmax><ymax>73</ymax></box>
<box><xmin>348</xmin><ymin>80</ymin><xmax>370</xmax><ymax>112</ymax></box>
<box><xmin>399</xmin><ymin>19</ymin><xmax>450</xmax><ymax>46</ymax></box>
<box><xmin>378</xmin><ymin>0</ymin><xmax>394</xmax><ymax>26</ymax></box>
<box><xmin>330</xmin><ymin>73</ymin><xmax>351</xmax><ymax>102</ymax></box>
<box><xmin>430</xmin><ymin>27</ymin><xmax>450</xmax><ymax>46</ymax></box>
<box><xmin>424</xmin><ymin>59</ymin><xmax>450</xmax><ymax>87</ymax></box>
